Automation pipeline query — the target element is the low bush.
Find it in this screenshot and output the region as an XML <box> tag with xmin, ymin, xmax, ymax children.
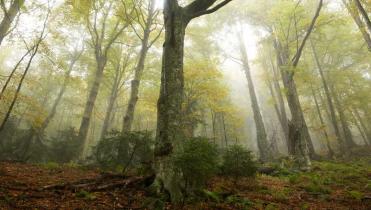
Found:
<box><xmin>221</xmin><ymin>145</ymin><xmax>257</xmax><ymax>183</ymax></box>
<box><xmin>94</xmin><ymin>131</ymin><xmax>153</xmax><ymax>173</ymax></box>
<box><xmin>47</xmin><ymin>127</ymin><xmax>81</xmax><ymax>163</ymax></box>
<box><xmin>172</xmin><ymin>137</ymin><xmax>219</xmax><ymax>192</ymax></box>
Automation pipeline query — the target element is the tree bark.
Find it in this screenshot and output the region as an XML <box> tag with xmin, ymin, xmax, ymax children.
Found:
<box><xmin>353</xmin><ymin>108</ymin><xmax>371</xmax><ymax>145</ymax></box>
<box><xmin>270</xmin><ymin>56</ymin><xmax>290</xmax><ymax>144</ymax></box>
<box><xmin>310</xmin><ymin>40</ymin><xmax>346</xmax><ymax>151</ymax></box>
<box><xmin>100</xmin><ymin>67</ymin><xmax>119</xmax><ymax>140</ymax></box>
<box><xmin>79</xmin><ymin>56</ymin><xmax>106</xmax><ymax>157</ymax></box>
<box><xmin>274</xmin><ymin>41</ymin><xmax>312</xmax><ymax>169</ymax></box>
<box><xmin>154</xmin><ymin>0</ymin><xmax>232</xmax><ymax>202</ymax></box>
<box><xmin>342</xmin><ymin>0</ymin><xmax>371</xmax><ymax>51</ymax></box>
<box><xmin>153</xmin><ymin>1</ymin><xmax>187</xmax><ymax>203</ymax></box>
<box><xmin>239</xmin><ymin>34</ymin><xmax>270</xmax><ymax>161</ymax></box>
<box><xmin>353</xmin><ymin>0</ymin><xmax>371</xmax><ymax>33</ymax></box>
<box><xmin>0</xmin><ymin>0</ymin><xmax>24</xmax><ymax>45</ymax></box>
<box><xmin>311</xmin><ymin>84</ymin><xmax>334</xmax><ymax>158</ymax></box>
<box><xmin>331</xmin><ymin>86</ymin><xmax>357</xmax><ymax>149</ymax></box>
<box><xmin>122</xmin><ymin>1</ymin><xmax>155</xmax><ymax>132</ymax></box>
<box><xmin>39</xmin><ymin>55</ymin><xmax>79</xmax><ymax>133</ymax></box>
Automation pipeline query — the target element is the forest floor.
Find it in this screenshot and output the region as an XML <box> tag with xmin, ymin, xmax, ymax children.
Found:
<box><xmin>0</xmin><ymin>158</ymin><xmax>370</xmax><ymax>210</ymax></box>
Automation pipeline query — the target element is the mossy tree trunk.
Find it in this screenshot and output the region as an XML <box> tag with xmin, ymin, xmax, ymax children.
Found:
<box><xmin>154</xmin><ymin>0</ymin><xmax>233</xmax><ymax>203</ymax></box>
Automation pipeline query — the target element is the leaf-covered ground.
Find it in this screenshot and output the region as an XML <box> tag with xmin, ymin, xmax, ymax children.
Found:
<box><xmin>0</xmin><ymin>158</ymin><xmax>370</xmax><ymax>210</ymax></box>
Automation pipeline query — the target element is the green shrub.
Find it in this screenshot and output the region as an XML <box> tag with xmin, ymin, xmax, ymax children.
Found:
<box><xmin>48</xmin><ymin>127</ymin><xmax>81</xmax><ymax>163</ymax></box>
<box><xmin>172</xmin><ymin>137</ymin><xmax>219</xmax><ymax>191</ymax></box>
<box><xmin>348</xmin><ymin>190</ymin><xmax>364</xmax><ymax>200</ymax></box>
<box><xmin>221</xmin><ymin>145</ymin><xmax>257</xmax><ymax>182</ymax></box>
<box><xmin>94</xmin><ymin>131</ymin><xmax>153</xmax><ymax>172</ymax></box>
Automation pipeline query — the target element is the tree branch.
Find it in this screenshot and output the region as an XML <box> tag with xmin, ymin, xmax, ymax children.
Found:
<box><xmin>291</xmin><ymin>0</ymin><xmax>323</xmax><ymax>68</ymax></box>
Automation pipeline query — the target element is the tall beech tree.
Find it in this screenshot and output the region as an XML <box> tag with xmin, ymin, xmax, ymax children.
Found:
<box><xmin>154</xmin><ymin>0</ymin><xmax>233</xmax><ymax>202</ymax></box>
<box><xmin>122</xmin><ymin>0</ymin><xmax>161</xmax><ymax>132</ymax></box>
<box><xmin>273</xmin><ymin>0</ymin><xmax>323</xmax><ymax>169</ymax></box>
<box><xmin>76</xmin><ymin>0</ymin><xmax>133</xmax><ymax>157</ymax></box>
<box><xmin>238</xmin><ymin>33</ymin><xmax>270</xmax><ymax>161</ymax></box>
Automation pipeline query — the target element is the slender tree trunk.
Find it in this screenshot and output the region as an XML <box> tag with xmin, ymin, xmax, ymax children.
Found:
<box><xmin>310</xmin><ymin>41</ymin><xmax>346</xmax><ymax>151</ymax></box>
<box><xmin>100</xmin><ymin>71</ymin><xmax>119</xmax><ymax>140</ymax></box>
<box><xmin>122</xmin><ymin>1</ymin><xmax>156</xmax><ymax>132</ymax></box>
<box><xmin>0</xmin><ymin>0</ymin><xmax>24</xmax><ymax>45</ymax></box>
<box><xmin>211</xmin><ymin>109</ymin><xmax>216</xmax><ymax>144</ymax></box>
<box><xmin>353</xmin><ymin>0</ymin><xmax>371</xmax><ymax>33</ymax></box>
<box><xmin>239</xmin><ymin>35</ymin><xmax>270</xmax><ymax>160</ymax></box>
<box><xmin>342</xmin><ymin>0</ymin><xmax>371</xmax><ymax>51</ymax></box>
<box><xmin>351</xmin><ymin>110</ymin><xmax>369</xmax><ymax>145</ymax></box>
<box><xmin>268</xmin><ymin>55</ymin><xmax>290</xmax><ymax>151</ymax></box>
<box><xmin>311</xmin><ymin>85</ymin><xmax>334</xmax><ymax>158</ymax></box>
<box><xmin>0</xmin><ymin>37</ymin><xmax>42</xmax><ymax>133</ymax></box>
<box><xmin>39</xmin><ymin>58</ymin><xmax>78</xmax><ymax>133</ymax></box>
<box><xmin>221</xmin><ymin>112</ymin><xmax>228</xmax><ymax>148</ymax></box>
<box><xmin>353</xmin><ymin>108</ymin><xmax>371</xmax><ymax>145</ymax></box>
<box><xmin>331</xmin><ymin>87</ymin><xmax>356</xmax><ymax>149</ymax></box>
<box><xmin>79</xmin><ymin>56</ymin><xmax>107</xmax><ymax>157</ymax></box>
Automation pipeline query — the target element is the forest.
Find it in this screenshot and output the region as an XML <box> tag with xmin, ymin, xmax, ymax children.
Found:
<box><xmin>0</xmin><ymin>0</ymin><xmax>370</xmax><ymax>209</ymax></box>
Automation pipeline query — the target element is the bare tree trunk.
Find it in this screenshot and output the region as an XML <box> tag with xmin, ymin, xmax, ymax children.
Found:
<box><xmin>311</xmin><ymin>85</ymin><xmax>334</xmax><ymax>158</ymax></box>
<box><xmin>351</xmin><ymin>110</ymin><xmax>369</xmax><ymax>145</ymax></box>
<box><xmin>271</xmin><ymin>61</ymin><xmax>290</xmax><ymax>142</ymax></box>
<box><xmin>353</xmin><ymin>108</ymin><xmax>371</xmax><ymax>145</ymax></box>
<box><xmin>239</xmin><ymin>34</ymin><xmax>270</xmax><ymax>160</ymax></box>
<box><xmin>39</xmin><ymin>55</ymin><xmax>79</xmax><ymax>133</ymax></box>
<box><xmin>353</xmin><ymin>0</ymin><xmax>371</xmax><ymax>33</ymax></box>
<box><xmin>274</xmin><ymin>41</ymin><xmax>312</xmax><ymax>169</ymax></box>
<box><xmin>0</xmin><ymin>46</ymin><xmax>34</xmax><ymax>100</ymax></box>
<box><xmin>211</xmin><ymin>109</ymin><xmax>216</xmax><ymax>144</ymax></box>
<box><xmin>342</xmin><ymin>0</ymin><xmax>371</xmax><ymax>51</ymax></box>
<box><xmin>0</xmin><ymin>0</ymin><xmax>24</xmax><ymax>45</ymax></box>
<box><xmin>331</xmin><ymin>87</ymin><xmax>356</xmax><ymax>149</ymax></box>
<box><xmin>122</xmin><ymin>0</ymin><xmax>157</xmax><ymax>132</ymax></box>
<box><xmin>310</xmin><ymin>40</ymin><xmax>346</xmax><ymax>151</ymax></box>
<box><xmin>0</xmin><ymin>26</ymin><xmax>45</xmax><ymax>133</ymax></box>
<box><xmin>100</xmin><ymin>68</ymin><xmax>119</xmax><ymax>140</ymax></box>
<box><xmin>79</xmin><ymin>56</ymin><xmax>107</xmax><ymax>157</ymax></box>
<box><xmin>221</xmin><ymin>112</ymin><xmax>228</xmax><ymax>148</ymax></box>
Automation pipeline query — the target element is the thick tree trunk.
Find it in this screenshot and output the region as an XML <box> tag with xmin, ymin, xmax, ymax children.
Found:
<box><xmin>153</xmin><ymin>2</ymin><xmax>186</xmax><ymax>203</ymax></box>
<box><xmin>79</xmin><ymin>56</ymin><xmax>107</xmax><ymax>157</ymax></box>
<box><xmin>0</xmin><ymin>0</ymin><xmax>24</xmax><ymax>45</ymax></box>
<box><xmin>275</xmin><ymin>42</ymin><xmax>311</xmax><ymax>170</ymax></box>
<box><xmin>310</xmin><ymin>41</ymin><xmax>346</xmax><ymax>151</ymax></box>
<box><xmin>239</xmin><ymin>36</ymin><xmax>270</xmax><ymax>161</ymax></box>
<box><xmin>122</xmin><ymin>2</ymin><xmax>155</xmax><ymax>132</ymax></box>
<box><xmin>311</xmin><ymin>85</ymin><xmax>334</xmax><ymax>158</ymax></box>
